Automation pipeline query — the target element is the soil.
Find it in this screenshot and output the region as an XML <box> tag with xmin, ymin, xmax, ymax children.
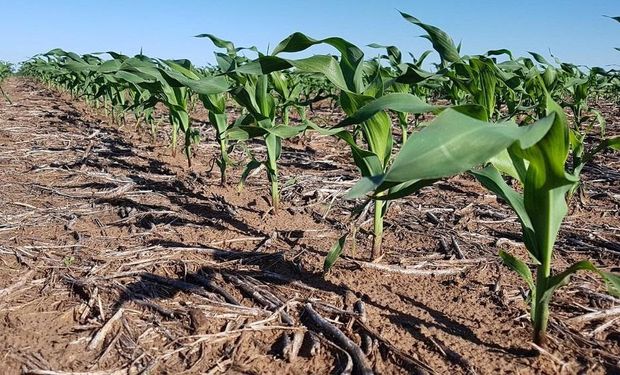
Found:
<box><xmin>0</xmin><ymin>77</ymin><xmax>618</xmax><ymax>375</ymax></box>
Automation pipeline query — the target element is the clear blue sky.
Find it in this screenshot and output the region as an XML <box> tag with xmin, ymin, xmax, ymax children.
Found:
<box><xmin>2</xmin><ymin>1</ymin><xmax>618</xmax><ymax>68</ymax></box>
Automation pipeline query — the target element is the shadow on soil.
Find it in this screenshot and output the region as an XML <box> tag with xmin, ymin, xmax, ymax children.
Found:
<box><xmin>112</xmin><ymin>242</ymin><xmax>537</xmax><ymax>362</ymax></box>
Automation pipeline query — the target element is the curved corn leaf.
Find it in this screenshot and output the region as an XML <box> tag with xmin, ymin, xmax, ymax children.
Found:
<box><xmin>323</xmin><ymin>235</ymin><xmax>348</xmax><ymax>273</ymax></box>
<box><xmin>384</xmin><ymin>109</ymin><xmax>552</xmax><ymax>182</ymax></box>
<box><xmin>272</xmin><ymin>32</ymin><xmax>364</xmax><ymax>92</ymax></box>
<box><xmin>400</xmin><ymin>11</ymin><xmax>461</xmax><ymax>64</ymax></box>
<box><xmin>540</xmin><ymin>261</ymin><xmax>620</xmax><ymax>305</ymax></box>
<box><xmin>499</xmin><ymin>250</ymin><xmax>535</xmax><ymax>290</ymax></box>
<box><xmin>338</xmin><ymin>93</ymin><xmax>440</xmax><ymax>126</ymax></box>
<box><xmin>347</xmin><ymin>109</ymin><xmax>554</xmax><ymax>199</ymax></box>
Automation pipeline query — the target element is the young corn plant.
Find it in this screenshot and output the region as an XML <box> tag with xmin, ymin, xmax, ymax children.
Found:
<box><xmin>0</xmin><ymin>60</ymin><xmax>13</xmax><ymax>103</ymax></box>
<box><xmin>241</xmin><ymin>28</ymin><xmax>561</xmax><ymax>263</ymax></box>
<box><xmin>199</xmin><ymin>88</ymin><xmax>233</xmax><ymax>185</ymax></box>
<box><xmin>527</xmin><ymin>59</ymin><xmax>620</xmax><ymax>194</ymax></box>
<box><xmin>153</xmin><ymin>57</ymin><xmax>235</xmax><ymax>184</ymax></box>
<box><xmin>471</xmin><ymin>95</ymin><xmax>620</xmax><ymax>346</ymax></box>
<box><xmin>198</xmin><ymin>34</ymin><xmax>309</xmax><ymax>211</ymax></box>
<box><xmin>116</xmin><ymin>56</ymin><xmax>229</xmax><ymax>167</ymax></box>
<box><xmin>327</xmin><ymin>93</ymin><xmax>559</xmax><ymax>269</ymax></box>
<box><xmin>246</xmin><ymin>32</ymin><xmax>411</xmax><ymax>256</ymax></box>
<box><xmin>400</xmin><ymin>12</ymin><xmax>524</xmax><ymax>122</ymax></box>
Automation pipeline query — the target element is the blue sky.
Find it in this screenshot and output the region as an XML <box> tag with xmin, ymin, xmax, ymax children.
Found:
<box><xmin>2</xmin><ymin>1</ymin><xmax>619</xmax><ymax>68</ymax></box>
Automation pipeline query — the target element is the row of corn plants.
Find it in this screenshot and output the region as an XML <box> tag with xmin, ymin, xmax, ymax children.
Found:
<box><xmin>18</xmin><ymin>11</ymin><xmax>620</xmax><ymax>347</ymax></box>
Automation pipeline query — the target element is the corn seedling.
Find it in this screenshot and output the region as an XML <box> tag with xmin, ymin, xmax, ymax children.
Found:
<box><xmin>0</xmin><ymin>60</ymin><xmax>13</xmax><ymax>103</ymax></box>
<box><xmin>471</xmin><ymin>95</ymin><xmax>620</xmax><ymax>346</ymax></box>
<box><xmin>198</xmin><ymin>34</ymin><xmax>309</xmax><ymax>210</ymax></box>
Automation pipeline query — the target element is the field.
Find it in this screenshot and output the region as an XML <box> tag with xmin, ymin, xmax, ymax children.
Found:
<box><xmin>1</xmin><ymin>14</ymin><xmax>620</xmax><ymax>375</ymax></box>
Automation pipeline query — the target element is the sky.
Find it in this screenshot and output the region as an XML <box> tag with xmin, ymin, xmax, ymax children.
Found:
<box><xmin>1</xmin><ymin>1</ymin><xmax>619</xmax><ymax>68</ymax></box>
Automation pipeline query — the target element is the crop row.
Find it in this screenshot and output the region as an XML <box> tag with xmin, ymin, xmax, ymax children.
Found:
<box><xmin>14</xmin><ymin>12</ymin><xmax>620</xmax><ymax>346</ymax></box>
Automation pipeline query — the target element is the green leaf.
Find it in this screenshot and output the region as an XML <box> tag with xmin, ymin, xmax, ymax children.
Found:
<box><xmin>471</xmin><ymin>166</ymin><xmax>530</xmax><ymax>227</ymax></box>
<box><xmin>194</xmin><ymin>34</ymin><xmax>258</xmax><ymax>56</ymax></box>
<box><xmin>487</xmin><ymin>150</ymin><xmax>522</xmax><ymax>182</ymax></box>
<box><xmin>383</xmin><ymin>109</ymin><xmax>552</xmax><ymax>183</ymax></box>
<box><xmin>603</xmin><ymin>136</ymin><xmax>620</xmax><ymax>150</ymax></box>
<box><xmin>499</xmin><ymin>251</ymin><xmax>534</xmax><ymax>290</ymax></box>
<box><xmin>159</xmin><ymin>68</ymin><xmax>230</xmax><ymax>95</ymax></box>
<box><xmin>486</xmin><ymin>49</ymin><xmax>514</xmax><ymax>60</ymax></box>
<box><xmin>396</xmin><ymin>65</ymin><xmax>438</xmax><ymax>84</ymax></box>
<box><xmin>528</xmin><ymin>52</ymin><xmax>551</xmax><ymax>66</ymax></box>
<box><xmin>348</xmin><ymin>108</ymin><xmax>555</xmax><ymax>198</ymax></box>
<box><xmin>346</xmin><ymin>176</ymin><xmax>385</xmax><ymax>199</ymax></box>
<box><xmin>239</xmin><ymin>55</ymin><xmax>350</xmax><ymax>93</ymax></box>
<box><xmin>272</xmin><ymin>32</ymin><xmax>364</xmax><ymax>92</ymax></box>
<box><xmin>323</xmin><ymin>235</ymin><xmax>348</xmax><ymax>272</ymax></box>
<box><xmin>195</xmin><ymin>34</ymin><xmax>237</xmax><ymax>55</ymax></box>
<box><xmin>338</xmin><ymin>93</ymin><xmax>440</xmax><ymax>126</ymax></box>
<box><xmin>541</xmin><ymin>260</ymin><xmax>620</xmax><ymax>304</ymax></box>
<box><xmin>360</xmin><ymin>110</ymin><xmax>393</xmax><ymax>165</ymax></box>
<box><xmin>514</xmin><ymin>97</ymin><xmax>577</xmax><ymax>262</ymax></box>
<box><xmin>267</xmin><ymin>124</ymin><xmax>307</xmax><ymax>138</ymax></box>
<box><xmin>400</xmin><ymin>11</ymin><xmax>461</xmax><ymax>64</ymax></box>
<box><xmin>603</xmin><ymin>15</ymin><xmax>620</xmax><ymax>23</ymax></box>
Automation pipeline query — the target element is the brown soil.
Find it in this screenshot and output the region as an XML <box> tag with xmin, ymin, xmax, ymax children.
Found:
<box><xmin>0</xmin><ymin>77</ymin><xmax>619</xmax><ymax>375</ymax></box>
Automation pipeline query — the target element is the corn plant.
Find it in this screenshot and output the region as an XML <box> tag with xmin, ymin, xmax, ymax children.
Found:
<box><xmin>116</xmin><ymin>56</ymin><xmax>229</xmax><ymax>166</ymax></box>
<box><xmin>244</xmin><ymin>32</ymin><xmax>411</xmax><ymax>254</ymax></box>
<box><xmin>199</xmin><ymin>87</ymin><xmax>233</xmax><ymax>184</ymax></box>
<box><xmin>197</xmin><ymin>34</ymin><xmax>311</xmax><ymax>210</ymax></box>
<box><xmin>401</xmin><ymin>13</ymin><xmax>532</xmax><ymax>122</ymax></box>
<box><xmin>0</xmin><ymin>60</ymin><xmax>13</xmax><ymax>103</ymax></box>
<box><xmin>471</xmin><ymin>95</ymin><xmax>620</xmax><ymax>346</ymax></box>
<box><xmin>326</xmin><ymin>94</ymin><xmax>559</xmax><ymax>269</ymax></box>
<box><xmin>237</xmin><ymin>27</ymin><xmax>564</xmax><ymax>264</ymax></box>
<box><xmin>159</xmin><ymin>59</ymin><xmax>234</xmax><ymax>184</ymax></box>
<box><xmin>527</xmin><ymin>59</ymin><xmax>620</xmax><ymax>194</ymax></box>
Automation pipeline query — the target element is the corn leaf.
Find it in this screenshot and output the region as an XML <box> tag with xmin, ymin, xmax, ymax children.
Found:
<box><xmin>400</xmin><ymin>11</ymin><xmax>461</xmax><ymax>64</ymax></box>
<box><xmin>323</xmin><ymin>235</ymin><xmax>348</xmax><ymax>272</ymax></box>
<box><xmin>499</xmin><ymin>251</ymin><xmax>535</xmax><ymax>290</ymax></box>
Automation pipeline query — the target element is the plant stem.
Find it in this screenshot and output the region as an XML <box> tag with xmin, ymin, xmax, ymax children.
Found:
<box><xmin>532</xmin><ymin>219</ymin><xmax>554</xmax><ymax>347</ymax></box>
<box><xmin>171</xmin><ymin>124</ymin><xmax>178</xmax><ymax>157</ymax></box>
<box><xmin>265</xmin><ymin>133</ymin><xmax>280</xmax><ymax>212</ymax></box>
<box><xmin>184</xmin><ymin>136</ymin><xmax>192</xmax><ymax>168</ymax></box>
<box><xmin>0</xmin><ymin>85</ymin><xmax>12</xmax><ymax>104</ymax></box>
<box><xmin>268</xmin><ymin>155</ymin><xmax>279</xmax><ymax>212</ymax></box>
<box><xmin>372</xmin><ymin>197</ymin><xmax>384</xmax><ymax>260</ymax></box>
<box><xmin>283</xmin><ymin>107</ymin><xmax>289</xmax><ymax>126</ymax></box>
<box><xmin>219</xmin><ymin>138</ymin><xmax>228</xmax><ymax>185</ymax></box>
<box><xmin>533</xmin><ymin>267</ymin><xmax>550</xmax><ymax>346</ymax></box>
<box><xmin>398</xmin><ymin>112</ymin><xmax>408</xmax><ymax>146</ymax></box>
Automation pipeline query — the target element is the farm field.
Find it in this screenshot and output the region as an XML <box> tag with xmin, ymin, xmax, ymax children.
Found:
<box><xmin>0</xmin><ymin>75</ymin><xmax>618</xmax><ymax>373</ymax></box>
<box><xmin>1</xmin><ymin>7</ymin><xmax>620</xmax><ymax>375</ymax></box>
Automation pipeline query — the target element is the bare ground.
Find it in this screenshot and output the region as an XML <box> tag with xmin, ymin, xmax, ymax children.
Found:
<box><xmin>0</xmin><ymin>77</ymin><xmax>619</xmax><ymax>374</ymax></box>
